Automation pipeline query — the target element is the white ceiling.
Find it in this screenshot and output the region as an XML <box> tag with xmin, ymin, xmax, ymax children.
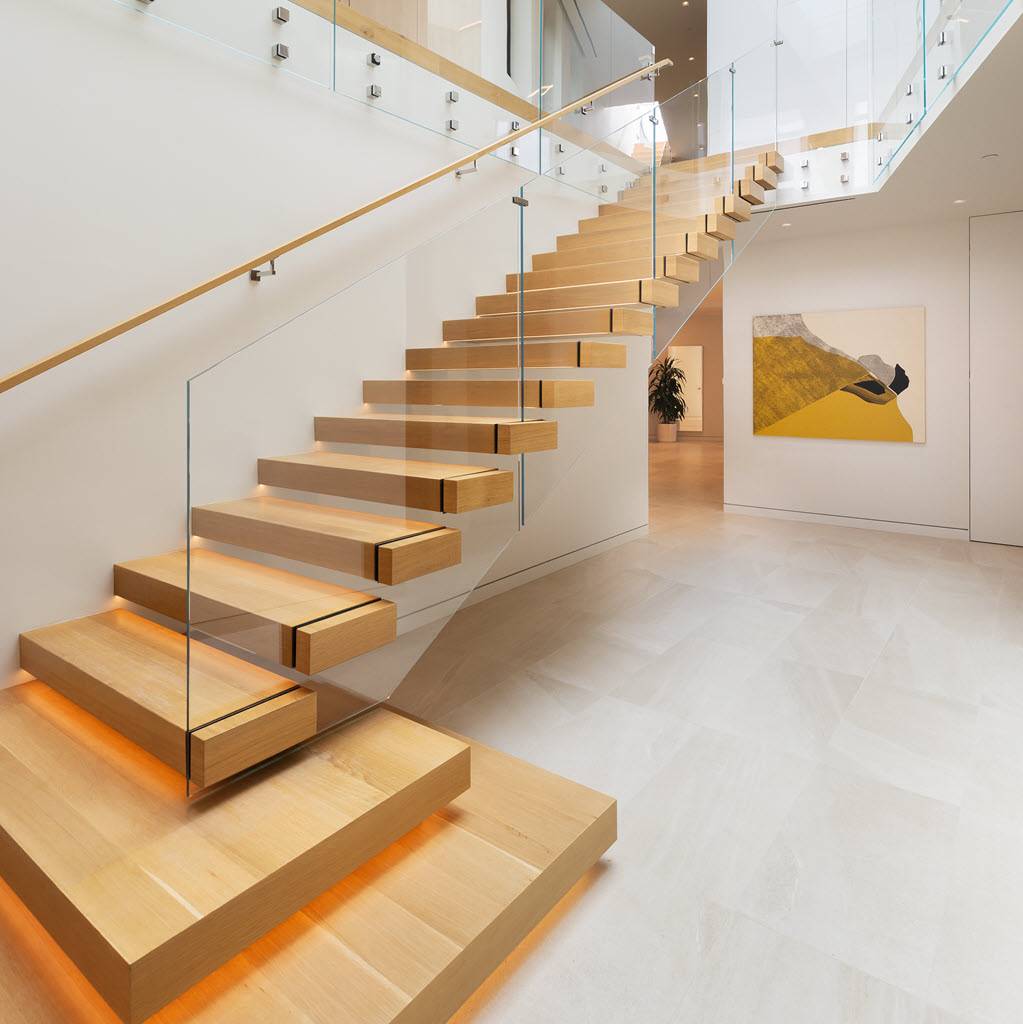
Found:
<box><xmin>754</xmin><ymin>12</ymin><xmax>1023</xmax><ymax>244</ymax></box>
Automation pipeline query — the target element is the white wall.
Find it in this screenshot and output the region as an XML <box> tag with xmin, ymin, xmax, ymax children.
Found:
<box><xmin>0</xmin><ymin>0</ymin><xmax>649</xmax><ymax>689</ymax></box>
<box><xmin>723</xmin><ymin>218</ymin><xmax>970</xmax><ymax>533</ymax></box>
<box><xmin>970</xmin><ymin>211</ymin><xmax>1023</xmax><ymax>546</ymax></box>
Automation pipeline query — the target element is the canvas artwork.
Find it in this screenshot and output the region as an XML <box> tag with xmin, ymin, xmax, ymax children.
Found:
<box><xmin>753</xmin><ymin>307</ymin><xmax>926</xmax><ymax>443</ymax></box>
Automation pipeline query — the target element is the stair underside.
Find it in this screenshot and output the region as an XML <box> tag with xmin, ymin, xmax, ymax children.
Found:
<box><xmin>114</xmin><ymin>549</ymin><xmax>397</xmax><ymax>675</ymax></box>
<box><xmin>0</xmin><ymin>683</ymin><xmax>471</xmax><ymax>1024</ymax></box>
<box><xmin>258</xmin><ymin>450</ymin><xmax>514</xmax><ymax>513</ymax></box>
<box><xmin>363</xmin><ymin>378</ymin><xmax>595</xmax><ymax>409</ymax></box>
<box><xmin>19</xmin><ymin>609</ymin><xmax>319</xmax><ymax>787</ymax></box>
<box><xmin>0</xmin><ymin>693</ymin><xmax>613</xmax><ymax>1024</ymax></box>
<box><xmin>191</xmin><ymin>496</ymin><xmax>461</xmax><ymax>585</ymax></box>
<box><xmin>315</xmin><ymin>413</ymin><xmax>558</xmax><ymax>454</ymax></box>
<box><xmin>442</xmin><ymin>307</ymin><xmax>653</xmax><ymax>342</ymax></box>
<box><xmin>405</xmin><ymin>340</ymin><xmax>627</xmax><ymax>370</ymax></box>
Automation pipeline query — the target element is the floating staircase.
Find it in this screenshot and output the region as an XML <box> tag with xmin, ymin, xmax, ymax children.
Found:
<box><xmin>4</xmin><ymin>140</ymin><xmax>769</xmax><ymax>1023</ymax></box>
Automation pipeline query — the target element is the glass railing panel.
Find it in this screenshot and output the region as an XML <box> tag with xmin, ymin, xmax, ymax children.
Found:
<box><xmin>111</xmin><ymin>0</ymin><xmax>335</xmax><ymax>88</ymax></box>
<box><xmin>184</xmin><ymin>154</ymin><xmax>609</xmax><ymax>790</ymax></box>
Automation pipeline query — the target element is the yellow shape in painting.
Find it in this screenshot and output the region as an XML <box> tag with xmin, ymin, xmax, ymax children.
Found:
<box><xmin>753</xmin><ymin>335</ymin><xmax>875</xmax><ymax>433</ymax></box>
<box><xmin>757</xmin><ymin>389</ymin><xmax>914</xmax><ymax>442</ymax></box>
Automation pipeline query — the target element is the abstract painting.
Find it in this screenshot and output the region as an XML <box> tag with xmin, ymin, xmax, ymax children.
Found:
<box><xmin>753</xmin><ymin>307</ymin><xmax>925</xmax><ymax>443</ymax></box>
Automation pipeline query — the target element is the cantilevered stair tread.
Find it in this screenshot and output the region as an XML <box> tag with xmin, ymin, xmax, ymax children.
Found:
<box><xmin>529</xmin><ymin>231</ymin><xmax>718</xmax><ymax>272</ymax></box>
<box><xmin>442</xmin><ymin>306</ymin><xmax>653</xmax><ymax>342</ymax></box>
<box><xmin>315</xmin><ymin>412</ymin><xmax>558</xmax><ymax>454</ymax></box>
<box><xmin>18</xmin><ymin>608</ymin><xmax>316</xmax><ymax>787</ymax></box>
<box><xmin>191</xmin><ymin>495</ymin><xmax>460</xmax><ymax>585</ymax></box>
<box><xmin>258</xmin><ymin>449</ymin><xmax>514</xmax><ymax>513</ymax></box>
<box><xmin>114</xmin><ymin>549</ymin><xmax>397</xmax><ymax>675</ymax></box>
<box><xmin>0</xmin><ymin>682</ymin><xmax>471</xmax><ymax>1023</ymax></box>
<box><xmin>475</xmin><ymin>278</ymin><xmax>678</xmax><ymax>315</ymax></box>
<box><xmin>0</xmin><ymin>695</ymin><xmax>613</xmax><ymax>1024</ymax></box>
<box><xmin>405</xmin><ymin>340</ymin><xmax>627</xmax><ymax>370</ymax></box>
<box><xmin>506</xmin><ymin>254</ymin><xmax>701</xmax><ymax>291</ymax></box>
<box><xmin>363</xmin><ymin>377</ymin><xmax>595</xmax><ymax>409</ymax></box>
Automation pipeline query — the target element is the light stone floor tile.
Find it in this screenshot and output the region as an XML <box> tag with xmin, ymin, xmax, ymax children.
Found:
<box><xmin>419</xmin><ymin>442</ymin><xmax>1021</xmax><ymax>1023</ymax></box>
<box><xmin>736</xmin><ymin>765</ymin><xmax>958</xmax><ymax>995</ymax></box>
<box><xmin>612</xmin><ymin>633</ymin><xmax>769</xmax><ymax>722</ymax></box>
<box><xmin>929</xmin><ymin>810</ymin><xmax>1023</xmax><ymax>1024</ymax></box>
<box><xmin>827</xmin><ymin>679</ymin><xmax>979</xmax><ymax>805</ymax></box>
<box><xmin>693</xmin><ymin>655</ymin><xmax>862</xmax><ymax>760</ymax></box>
<box><xmin>674</xmin><ymin>909</ymin><xmax>973</xmax><ymax>1024</ymax></box>
<box><xmin>754</xmin><ymin>564</ymin><xmax>846</xmax><ymax>608</ymax></box>
<box><xmin>776</xmin><ymin>605</ymin><xmax>895</xmax><ymax>676</ymax></box>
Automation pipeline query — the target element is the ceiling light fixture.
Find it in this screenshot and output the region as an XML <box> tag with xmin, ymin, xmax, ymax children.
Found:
<box><xmin>688</xmin><ymin>56</ymin><xmax>696</xmax><ymax>61</ymax></box>
<box><xmin>781</xmin><ymin>222</ymin><xmax>792</xmax><ymax>227</ymax></box>
<box><xmin>953</xmin><ymin>199</ymin><xmax>966</xmax><ymax>204</ymax></box>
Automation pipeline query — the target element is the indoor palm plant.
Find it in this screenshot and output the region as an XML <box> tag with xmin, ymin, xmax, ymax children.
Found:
<box><xmin>649</xmin><ymin>356</ymin><xmax>687</xmax><ymax>442</ymax></box>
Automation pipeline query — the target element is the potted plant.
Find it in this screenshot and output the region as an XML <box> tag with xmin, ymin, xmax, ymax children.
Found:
<box><xmin>649</xmin><ymin>356</ymin><xmax>687</xmax><ymax>442</ymax></box>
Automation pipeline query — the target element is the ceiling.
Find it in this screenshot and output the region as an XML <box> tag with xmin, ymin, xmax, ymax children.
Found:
<box><xmin>753</xmin><ymin>13</ymin><xmax>1023</xmax><ymax>245</ymax></box>
<box><xmin>601</xmin><ymin>0</ymin><xmax>707</xmax><ymax>100</ymax></box>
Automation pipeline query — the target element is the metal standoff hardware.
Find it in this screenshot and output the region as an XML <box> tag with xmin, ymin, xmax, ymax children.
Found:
<box><xmin>250</xmin><ymin>259</ymin><xmax>278</xmax><ymax>282</ymax></box>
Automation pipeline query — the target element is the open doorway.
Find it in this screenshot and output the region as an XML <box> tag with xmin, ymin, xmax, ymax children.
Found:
<box><xmin>648</xmin><ymin>281</ymin><xmax>724</xmax><ymax>520</ymax></box>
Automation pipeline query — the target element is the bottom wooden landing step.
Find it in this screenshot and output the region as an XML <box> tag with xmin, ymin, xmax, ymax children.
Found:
<box><xmin>0</xmin><ymin>700</ymin><xmax>614</xmax><ymax>1024</ymax></box>
<box><xmin>406</xmin><ymin>340</ymin><xmax>627</xmax><ymax>370</ymax></box>
<box><xmin>114</xmin><ymin>549</ymin><xmax>397</xmax><ymax>676</ymax></box>
<box><xmin>316</xmin><ymin>412</ymin><xmax>558</xmax><ymax>455</ymax></box>
<box><xmin>19</xmin><ymin>609</ymin><xmax>318</xmax><ymax>788</ymax></box>
<box><xmin>0</xmin><ymin>682</ymin><xmax>470</xmax><ymax>1023</ymax></box>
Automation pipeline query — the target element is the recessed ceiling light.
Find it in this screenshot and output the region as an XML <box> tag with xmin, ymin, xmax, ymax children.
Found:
<box><xmin>688</xmin><ymin>56</ymin><xmax>696</xmax><ymax>61</ymax></box>
<box><xmin>781</xmin><ymin>222</ymin><xmax>792</xmax><ymax>227</ymax></box>
<box><xmin>682</xmin><ymin>1</ymin><xmax>690</xmax><ymax>6</ymax></box>
<box><xmin>953</xmin><ymin>198</ymin><xmax>966</xmax><ymax>204</ymax></box>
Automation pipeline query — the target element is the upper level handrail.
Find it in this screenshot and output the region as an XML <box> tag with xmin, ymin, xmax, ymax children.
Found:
<box><xmin>0</xmin><ymin>59</ymin><xmax>671</xmax><ymax>397</ymax></box>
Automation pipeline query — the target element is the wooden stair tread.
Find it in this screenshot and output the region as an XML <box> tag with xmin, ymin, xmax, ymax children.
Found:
<box><xmin>506</xmin><ymin>255</ymin><xmax>701</xmax><ymax>291</ymax></box>
<box><xmin>258</xmin><ymin>450</ymin><xmax>515</xmax><ymax>514</ymax></box>
<box><xmin>530</xmin><ymin>233</ymin><xmax>718</xmax><ymax>272</ymax></box>
<box><xmin>0</xmin><ymin>682</ymin><xmax>471</xmax><ymax>1023</ymax></box>
<box><xmin>114</xmin><ymin>549</ymin><xmax>397</xmax><ymax>675</ymax></box>
<box><xmin>315</xmin><ymin>412</ymin><xmax>559</xmax><ymax>455</ymax></box>
<box><xmin>442</xmin><ymin>307</ymin><xmax>653</xmax><ymax>342</ymax></box>
<box><xmin>405</xmin><ymin>340</ymin><xmax>627</xmax><ymax>370</ymax></box>
<box><xmin>191</xmin><ymin>496</ymin><xmax>461</xmax><ymax>585</ymax></box>
<box><xmin>476</xmin><ymin>278</ymin><xmax>678</xmax><ymax>315</ymax></box>
<box><xmin>18</xmin><ymin>609</ymin><xmax>316</xmax><ymax>786</ymax></box>
<box><xmin>363</xmin><ymin>378</ymin><xmax>595</xmax><ymax>409</ymax></box>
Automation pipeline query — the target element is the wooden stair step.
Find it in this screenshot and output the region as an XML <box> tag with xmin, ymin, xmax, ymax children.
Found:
<box><xmin>0</xmin><ymin>681</ymin><xmax>471</xmax><ymax>1023</ymax></box>
<box><xmin>507</xmin><ymin>255</ymin><xmax>701</xmax><ymax>292</ymax></box>
<box><xmin>405</xmin><ymin>340</ymin><xmax>627</xmax><ymax>370</ymax></box>
<box><xmin>530</xmin><ymin>232</ymin><xmax>718</xmax><ymax>272</ymax></box>
<box><xmin>18</xmin><ymin>609</ymin><xmax>317</xmax><ymax>787</ymax></box>
<box><xmin>315</xmin><ymin>412</ymin><xmax>558</xmax><ymax>455</ymax></box>
<box><xmin>114</xmin><ymin>549</ymin><xmax>397</xmax><ymax>675</ymax></box>
<box><xmin>598</xmin><ymin>191</ymin><xmax>751</xmax><ymax>222</ymax></box>
<box><xmin>476</xmin><ymin>278</ymin><xmax>678</xmax><ymax>315</ymax></box>
<box><xmin>258</xmin><ymin>449</ymin><xmax>514</xmax><ymax>513</ymax></box>
<box><xmin>735</xmin><ymin>177</ymin><xmax>766</xmax><ymax>205</ymax></box>
<box><xmin>442</xmin><ymin>306</ymin><xmax>653</xmax><ymax>342</ymax></box>
<box><xmin>564</xmin><ymin>212</ymin><xmax>736</xmax><ymax>248</ymax></box>
<box><xmin>363</xmin><ymin>378</ymin><xmax>595</xmax><ymax>409</ymax></box>
<box><xmin>191</xmin><ymin>496</ymin><xmax>461</xmax><ymax>585</ymax></box>
<box><xmin>578</xmin><ymin>210</ymin><xmax>694</xmax><ymax>233</ymax></box>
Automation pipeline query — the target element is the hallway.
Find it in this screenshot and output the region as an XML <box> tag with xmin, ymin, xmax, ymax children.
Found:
<box><xmin>398</xmin><ymin>438</ymin><xmax>1023</xmax><ymax>1024</ymax></box>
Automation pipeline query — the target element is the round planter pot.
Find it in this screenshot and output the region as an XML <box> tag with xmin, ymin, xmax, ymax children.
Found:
<box><xmin>655</xmin><ymin>421</ymin><xmax>678</xmax><ymax>443</ymax></box>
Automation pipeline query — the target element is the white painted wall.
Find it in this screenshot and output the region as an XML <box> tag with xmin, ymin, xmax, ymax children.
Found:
<box><xmin>0</xmin><ymin>0</ymin><xmax>649</xmax><ymax>690</ymax></box>
<box><xmin>723</xmin><ymin>218</ymin><xmax>970</xmax><ymax>533</ymax></box>
<box><xmin>969</xmin><ymin>211</ymin><xmax>1023</xmax><ymax>547</ymax></box>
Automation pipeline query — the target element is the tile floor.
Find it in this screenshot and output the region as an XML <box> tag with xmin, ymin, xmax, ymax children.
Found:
<box><xmin>395</xmin><ymin>439</ymin><xmax>1023</xmax><ymax>1024</ymax></box>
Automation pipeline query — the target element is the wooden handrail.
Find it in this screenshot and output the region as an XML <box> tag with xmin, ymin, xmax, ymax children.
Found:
<box><xmin>0</xmin><ymin>59</ymin><xmax>671</xmax><ymax>397</ymax></box>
